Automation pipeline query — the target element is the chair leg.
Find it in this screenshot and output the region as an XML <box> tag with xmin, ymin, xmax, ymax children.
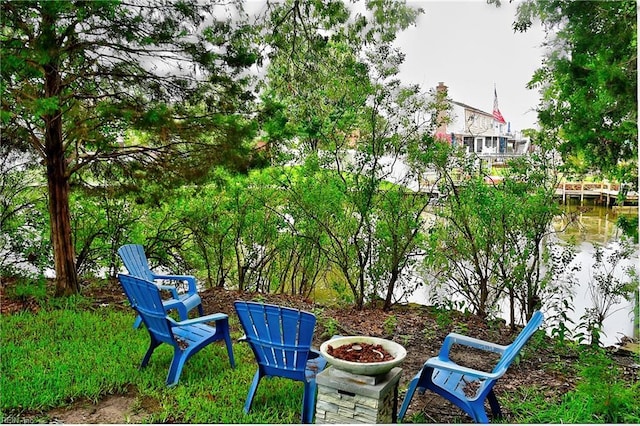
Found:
<box><xmin>133</xmin><ymin>315</ymin><xmax>143</xmax><ymax>329</ymax></box>
<box><xmin>176</xmin><ymin>304</ymin><xmax>189</xmax><ymax>321</ymax></box>
<box><xmin>141</xmin><ymin>338</ymin><xmax>161</xmax><ymax>369</ymax></box>
<box><xmin>487</xmin><ymin>389</ymin><xmax>502</xmax><ymax>420</ymax></box>
<box><xmin>166</xmin><ymin>349</ymin><xmax>187</xmax><ymax>387</ymax></box>
<box><xmin>398</xmin><ymin>371</ymin><xmax>423</xmax><ymax>422</ymax></box>
<box><xmin>244</xmin><ymin>370</ymin><xmax>262</xmax><ymax>414</ymax></box>
<box><xmin>301</xmin><ymin>380</ymin><xmax>316</xmax><ymax>424</ymax></box>
<box><xmin>470</xmin><ymin>404</ymin><xmax>490</xmax><ymax>424</ymax></box>
<box><xmin>222</xmin><ymin>326</ymin><xmax>235</xmax><ymax>368</ymax></box>
<box><xmin>197</xmin><ymin>304</ymin><xmax>204</xmax><ymax>317</ymax></box>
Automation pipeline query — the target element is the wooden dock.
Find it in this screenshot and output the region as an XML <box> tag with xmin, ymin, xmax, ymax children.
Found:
<box><xmin>415</xmin><ymin>178</ymin><xmax>637</xmax><ymax>208</ymax></box>
<box><xmin>555</xmin><ymin>182</ymin><xmax>638</xmax><ymax>206</ymax></box>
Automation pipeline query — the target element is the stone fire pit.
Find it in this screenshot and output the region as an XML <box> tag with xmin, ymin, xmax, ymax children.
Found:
<box><xmin>319</xmin><ymin>336</ymin><xmax>406</xmax><ymax>376</ymax></box>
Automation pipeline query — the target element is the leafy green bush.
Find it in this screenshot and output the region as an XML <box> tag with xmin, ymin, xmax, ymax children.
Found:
<box><xmin>10</xmin><ymin>277</ymin><xmax>47</xmax><ymax>301</ymax></box>
<box><xmin>573</xmin><ymin>349</ymin><xmax>640</xmax><ymax>423</ymax></box>
<box><xmin>505</xmin><ymin>348</ymin><xmax>640</xmax><ymax>423</ymax></box>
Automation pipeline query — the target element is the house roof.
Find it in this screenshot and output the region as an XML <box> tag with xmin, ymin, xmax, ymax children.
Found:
<box><xmin>451</xmin><ymin>100</ymin><xmax>493</xmax><ymax>118</ymax></box>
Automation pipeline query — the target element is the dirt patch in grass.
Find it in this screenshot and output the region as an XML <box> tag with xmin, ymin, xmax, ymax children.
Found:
<box><xmin>46</xmin><ymin>393</ymin><xmax>150</xmax><ymax>424</ymax></box>
<box><xmin>2</xmin><ymin>279</ymin><xmax>638</xmax><ymax>423</ymax></box>
<box><xmin>11</xmin><ymin>386</ymin><xmax>160</xmax><ymax>425</ymax></box>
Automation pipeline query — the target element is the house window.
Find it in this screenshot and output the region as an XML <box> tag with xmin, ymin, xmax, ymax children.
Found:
<box><xmin>464</xmin><ymin>137</ymin><xmax>474</xmax><ymax>152</ymax></box>
<box><xmin>475</xmin><ymin>137</ymin><xmax>484</xmax><ymax>153</ymax></box>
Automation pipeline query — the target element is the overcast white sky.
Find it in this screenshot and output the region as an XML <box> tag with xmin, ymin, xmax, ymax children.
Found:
<box><xmin>394</xmin><ymin>0</ymin><xmax>546</xmax><ymax>131</ymax></box>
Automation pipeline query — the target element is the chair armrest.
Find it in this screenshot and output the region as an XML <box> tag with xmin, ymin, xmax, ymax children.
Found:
<box><xmin>152</xmin><ymin>274</ymin><xmax>198</xmax><ymax>294</ymax></box>
<box><xmin>170</xmin><ymin>313</ymin><xmax>228</xmax><ymax>327</ymax></box>
<box><xmin>425</xmin><ymin>356</ymin><xmax>502</xmax><ymax>380</ymax></box>
<box><xmin>439</xmin><ymin>332</ymin><xmax>508</xmax><ymax>361</ymax></box>
<box><xmin>156</xmin><ymin>284</ymin><xmax>180</xmax><ymax>299</ymax></box>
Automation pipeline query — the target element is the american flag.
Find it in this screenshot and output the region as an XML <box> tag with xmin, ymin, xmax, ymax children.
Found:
<box><xmin>493</xmin><ymin>87</ymin><xmax>506</xmax><ymax>124</ymax></box>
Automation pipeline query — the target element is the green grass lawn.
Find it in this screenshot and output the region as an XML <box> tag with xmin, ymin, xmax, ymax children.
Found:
<box><xmin>1</xmin><ymin>302</ymin><xmax>310</xmax><ymax>423</ymax></box>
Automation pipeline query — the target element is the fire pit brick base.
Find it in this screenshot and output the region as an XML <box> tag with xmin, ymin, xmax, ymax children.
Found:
<box><xmin>315</xmin><ymin>366</ymin><xmax>402</xmax><ymax>424</ymax></box>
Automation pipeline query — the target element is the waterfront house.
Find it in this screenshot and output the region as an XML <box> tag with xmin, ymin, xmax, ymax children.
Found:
<box><xmin>434</xmin><ymin>82</ymin><xmax>531</xmax><ymax>168</ymax></box>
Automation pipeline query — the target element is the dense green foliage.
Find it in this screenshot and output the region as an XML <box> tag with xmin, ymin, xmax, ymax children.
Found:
<box><xmin>1</xmin><ymin>0</ymin><xmax>259</xmax><ymax>295</ymax></box>
<box><xmin>515</xmin><ymin>0</ymin><xmax>638</xmax><ymax>182</ymax></box>
<box><xmin>0</xmin><ymin>148</ymin><xmax>50</xmax><ymax>275</ymax></box>
<box><xmin>1</xmin><ymin>0</ymin><xmax>637</xmax><ymax>321</ymax></box>
<box><xmin>408</xmin><ymin>130</ymin><xmax>564</xmax><ymax>322</ymax></box>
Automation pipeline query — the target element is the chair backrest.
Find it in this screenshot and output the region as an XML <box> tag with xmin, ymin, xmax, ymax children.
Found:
<box><xmin>118</xmin><ymin>274</ymin><xmax>174</xmax><ymax>343</ymax></box>
<box><xmin>493</xmin><ymin>310</ymin><xmax>544</xmax><ymax>375</ymax></box>
<box><xmin>234</xmin><ymin>301</ymin><xmax>316</xmax><ymax>376</ymax></box>
<box><xmin>118</xmin><ymin>244</ymin><xmax>154</xmax><ymax>281</ymax></box>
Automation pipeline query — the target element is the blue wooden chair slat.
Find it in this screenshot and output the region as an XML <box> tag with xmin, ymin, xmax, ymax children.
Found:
<box><xmin>282</xmin><ymin>311</ymin><xmax>301</xmax><ymax>370</ymax></box>
<box><xmin>117</xmin><ymin>274</ymin><xmax>234</xmax><ymax>387</ymax></box>
<box><xmin>265</xmin><ymin>306</ymin><xmax>286</xmax><ymax>367</ymax></box>
<box><xmin>234</xmin><ymin>301</ymin><xmax>327</xmax><ymax>424</ymax></box>
<box><xmin>289</xmin><ymin>310</ymin><xmax>316</xmax><ymax>371</ymax></box>
<box><xmin>118</xmin><ymin>244</ymin><xmax>204</xmax><ymax>328</ymax></box>
<box><xmin>398</xmin><ymin>311</ymin><xmax>544</xmax><ymax>423</ymax></box>
<box><xmin>265</xmin><ymin>305</ymin><xmax>283</xmax><ymax>344</ymax></box>
<box><xmin>248</xmin><ymin>306</ymin><xmax>277</xmax><ymax>366</ymax></box>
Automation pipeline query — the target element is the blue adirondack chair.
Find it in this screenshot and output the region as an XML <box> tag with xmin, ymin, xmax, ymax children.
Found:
<box><xmin>117</xmin><ymin>274</ymin><xmax>235</xmax><ymax>386</ymax></box>
<box><xmin>118</xmin><ymin>244</ymin><xmax>203</xmax><ymax>328</ymax></box>
<box><xmin>234</xmin><ymin>301</ymin><xmax>327</xmax><ymax>424</ymax></box>
<box><xmin>398</xmin><ymin>311</ymin><xmax>544</xmax><ymax>423</ymax></box>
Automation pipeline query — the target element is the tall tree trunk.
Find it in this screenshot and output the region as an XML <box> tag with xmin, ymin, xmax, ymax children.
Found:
<box><xmin>509</xmin><ymin>286</ymin><xmax>516</xmax><ymax>331</ymax></box>
<box><xmin>383</xmin><ymin>268</ymin><xmax>399</xmax><ymax>312</ymax></box>
<box><xmin>43</xmin><ymin>48</ymin><xmax>79</xmax><ymax>295</ymax></box>
<box><xmin>46</xmin><ymin>113</ymin><xmax>79</xmax><ymax>296</ymax></box>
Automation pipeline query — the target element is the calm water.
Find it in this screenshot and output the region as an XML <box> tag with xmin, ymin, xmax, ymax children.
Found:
<box><xmin>552</xmin><ymin>204</ymin><xmax>638</xmax><ymax>345</ymax></box>
<box><xmin>553</xmin><ymin>203</ymin><xmax>636</xmax><ymax>244</ymax></box>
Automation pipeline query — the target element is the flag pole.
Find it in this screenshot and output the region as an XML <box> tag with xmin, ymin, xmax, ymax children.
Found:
<box><xmin>492</xmin><ymin>84</ymin><xmax>506</xmax><ymax>125</ymax></box>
